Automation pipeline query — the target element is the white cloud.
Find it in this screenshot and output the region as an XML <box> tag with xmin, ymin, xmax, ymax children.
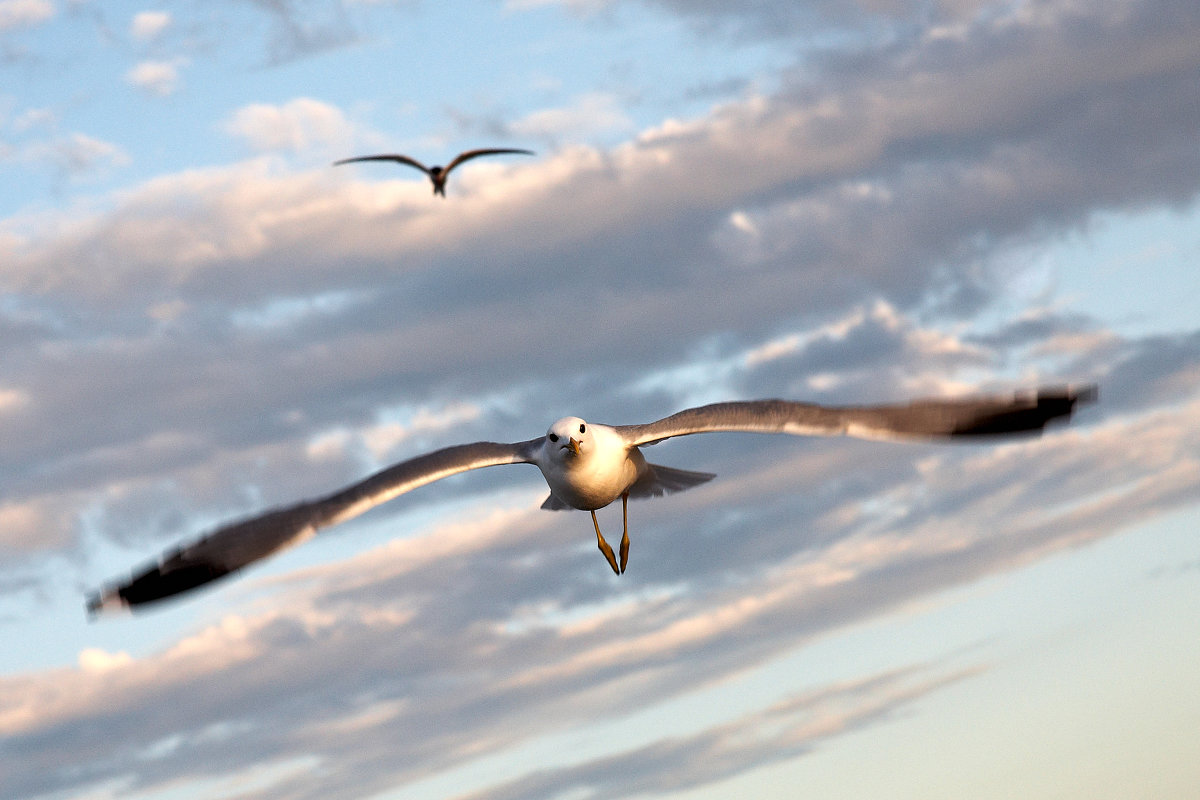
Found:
<box><xmin>38</xmin><ymin>132</ymin><xmax>130</xmax><ymax>175</ymax></box>
<box><xmin>130</xmin><ymin>10</ymin><xmax>171</xmax><ymax>41</ymax></box>
<box><xmin>2</xmin><ymin>5</ymin><xmax>1200</xmax><ymax>800</ymax></box>
<box><xmin>0</xmin><ymin>501</ymin><xmax>45</xmax><ymax>546</ymax></box>
<box><xmin>11</xmin><ymin>106</ymin><xmax>55</xmax><ymax>132</ymax></box>
<box><xmin>0</xmin><ymin>387</ymin><xmax>29</xmax><ymax>413</ymax></box>
<box><xmin>78</xmin><ymin>648</ymin><xmax>133</xmax><ymax>672</ymax></box>
<box><xmin>222</xmin><ymin>97</ymin><xmax>355</xmax><ymax>154</ymax></box>
<box><xmin>0</xmin><ymin>494</ymin><xmax>75</xmax><ymax>550</ymax></box>
<box><xmin>304</xmin><ymin>402</ymin><xmax>486</xmax><ymax>463</ymax></box>
<box><xmin>505</xmin><ymin>0</ymin><xmax>607</xmax><ymax>10</ymax></box>
<box><xmin>508</xmin><ymin>92</ymin><xmax>635</xmax><ymax>142</ymax></box>
<box><xmin>125</xmin><ymin>58</ymin><xmax>187</xmax><ymax>97</ymax></box>
<box><xmin>361</xmin><ymin>402</ymin><xmax>484</xmax><ymax>462</ymax></box>
<box><xmin>11</xmin><ymin>131</ymin><xmax>129</xmax><ymax>178</ymax></box>
<box><xmin>0</xmin><ymin>0</ymin><xmax>53</xmax><ymax>32</ymax></box>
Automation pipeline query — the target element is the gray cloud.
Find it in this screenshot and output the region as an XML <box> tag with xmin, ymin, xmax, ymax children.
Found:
<box><xmin>239</xmin><ymin>0</ymin><xmax>361</xmax><ymax>65</ymax></box>
<box><xmin>5</xmin><ymin>396</ymin><xmax>1197</xmax><ymax>800</ymax></box>
<box><xmin>451</xmin><ymin>663</ymin><xmax>984</xmax><ymax>800</ymax></box>
<box><xmin>0</xmin><ymin>0</ymin><xmax>1193</xmax><ymax>605</ymax></box>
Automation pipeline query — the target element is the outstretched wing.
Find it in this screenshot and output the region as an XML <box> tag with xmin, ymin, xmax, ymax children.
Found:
<box><xmin>87</xmin><ymin>439</ymin><xmax>542</xmax><ymax>615</ymax></box>
<box><xmin>616</xmin><ymin>386</ymin><xmax>1096</xmax><ymax>447</ymax></box>
<box><xmin>333</xmin><ymin>153</ymin><xmax>432</xmax><ymax>175</ymax></box>
<box><xmin>442</xmin><ymin>148</ymin><xmax>535</xmax><ymax>175</ymax></box>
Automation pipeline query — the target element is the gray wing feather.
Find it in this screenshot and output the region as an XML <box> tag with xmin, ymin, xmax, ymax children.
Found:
<box><xmin>333</xmin><ymin>154</ymin><xmax>432</xmax><ymax>175</ymax></box>
<box><xmin>540</xmin><ymin>493</ymin><xmax>570</xmax><ymax>511</ymax></box>
<box><xmin>87</xmin><ymin>439</ymin><xmax>541</xmax><ymax>615</ymax></box>
<box><xmin>617</xmin><ymin>386</ymin><xmax>1096</xmax><ymax>447</ymax></box>
<box><xmin>442</xmin><ymin>148</ymin><xmax>535</xmax><ymax>174</ymax></box>
<box><xmin>628</xmin><ymin>463</ymin><xmax>715</xmax><ymax>499</ymax></box>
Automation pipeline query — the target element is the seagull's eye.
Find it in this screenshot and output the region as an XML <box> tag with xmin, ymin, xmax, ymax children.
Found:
<box><xmin>548</xmin><ymin>433</ymin><xmax>559</xmax><ymax>442</ymax></box>
<box><xmin>579</xmin><ymin>423</ymin><xmax>586</xmax><ymax>434</ymax></box>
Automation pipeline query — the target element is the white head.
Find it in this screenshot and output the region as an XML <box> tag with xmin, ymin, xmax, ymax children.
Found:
<box><xmin>545</xmin><ymin>416</ymin><xmax>591</xmax><ymax>461</ymax></box>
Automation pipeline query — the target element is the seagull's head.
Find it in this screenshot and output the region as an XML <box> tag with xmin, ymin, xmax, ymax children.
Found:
<box><xmin>545</xmin><ymin>416</ymin><xmax>590</xmax><ymax>461</ymax></box>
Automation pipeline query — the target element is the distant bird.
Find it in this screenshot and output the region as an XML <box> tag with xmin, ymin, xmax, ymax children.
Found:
<box><xmin>86</xmin><ymin>385</ymin><xmax>1094</xmax><ymax>615</ymax></box>
<box><xmin>333</xmin><ymin>148</ymin><xmax>535</xmax><ymax>197</ymax></box>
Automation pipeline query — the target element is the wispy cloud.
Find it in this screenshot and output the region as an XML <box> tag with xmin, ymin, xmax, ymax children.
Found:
<box><xmin>0</xmin><ymin>0</ymin><xmax>54</xmax><ymax>33</ymax></box>
<box><xmin>7</xmin><ymin>397</ymin><xmax>1197</xmax><ymax>799</ymax></box>
<box><xmin>507</xmin><ymin>92</ymin><xmax>636</xmax><ymax>144</ymax></box>
<box><xmin>222</xmin><ymin>98</ymin><xmax>356</xmax><ymax>155</ymax></box>
<box><xmin>16</xmin><ymin>131</ymin><xmax>130</xmax><ymax>177</ymax></box>
<box><xmin>455</xmin><ymin>664</ymin><xmax>985</xmax><ymax>800</ymax></box>
<box><xmin>129</xmin><ymin>10</ymin><xmax>171</xmax><ymax>41</ymax></box>
<box><xmin>3</xmin><ymin>1</ymin><xmax>1200</xmax><ymax>798</ymax></box>
<box><xmin>246</xmin><ymin>0</ymin><xmax>361</xmax><ymax>65</ymax></box>
<box><xmin>125</xmin><ymin>58</ymin><xmax>188</xmax><ymax>96</ymax></box>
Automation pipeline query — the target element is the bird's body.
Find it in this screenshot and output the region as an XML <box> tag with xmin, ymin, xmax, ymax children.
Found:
<box><xmin>539</xmin><ymin>417</ymin><xmax>650</xmax><ymax>510</ymax></box>
<box><xmin>333</xmin><ymin>148</ymin><xmax>535</xmax><ymax>196</ymax></box>
<box><xmin>87</xmin><ymin>387</ymin><xmax>1095</xmax><ymax>615</ymax></box>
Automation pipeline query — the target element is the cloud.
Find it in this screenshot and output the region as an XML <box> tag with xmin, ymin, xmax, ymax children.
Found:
<box><xmin>129</xmin><ymin>10</ymin><xmax>171</xmax><ymax>41</ymax></box>
<box><xmin>0</xmin><ymin>386</ymin><xmax>29</xmax><ymax>413</ymax></box>
<box><xmin>456</xmin><ymin>664</ymin><xmax>984</xmax><ymax>800</ymax></box>
<box><xmin>222</xmin><ymin>97</ymin><xmax>356</xmax><ymax>155</ymax></box>
<box><xmin>78</xmin><ymin>647</ymin><xmax>133</xmax><ymax>672</ymax></box>
<box><xmin>17</xmin><ymin>132</ymin><xmax>130</xmax><ymax>178</ymax></box>
<box><xmin>0</xmin><ymin>0</ymin><xmax>53</xmax><ymax>33</ymax></box>
<box><xmin>246</xmin><ymin>0</ymin><xmax>360</xmax><ymax>65</ymax></box>
<box><xmin>507</xmin><ymin>92</ymin><xmax>636</xmax><ymax>144</ymax></box>
<box><xmin>0</xmin><ymin>497</ymin><xmax>61</xmax><ymax>549</ymax></box>
<box><xmin>0</xmin><ymin>1</ymin><xmax>1195</xmax><ymax>577</ymax></box>
<box><xmin>4</xmin><ymin>3</ymin><xmax>1200</xmax><ymax>797</ymax></box>
<box><xmin>5</xmin><ymin>1</ymin><xmax>1198</xmax><ymax>315</ymax></box>
<box><xmin>125</xmin><ymin>58</ymin><xmax>187</xmax><ymax>96</ymax></box>
<box><xmin>10</xmin><ymin>106</ymin><xmax>55</xmax><ymax>133</ymax></box>
<box><xmin>4</xmin><ymin>394</ymin><xmax>1197</xmax><ymax>799</ymax></box>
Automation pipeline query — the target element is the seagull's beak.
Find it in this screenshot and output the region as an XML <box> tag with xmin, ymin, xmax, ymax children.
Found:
<box><xmin>568</xmin><ymin>437</ymin><xmax>582</xmax><ymax>456</ymax></box>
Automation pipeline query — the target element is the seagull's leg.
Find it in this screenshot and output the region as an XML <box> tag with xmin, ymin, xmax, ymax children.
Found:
<box><xmin>618</xmin><ymin>492</ymin><xmax>630</xmax><ymax>574</ymax></box>
<box><xmin>591</xmin><ymin>510</ymin><xmax>620</xmax><ymax>575</ymax></box>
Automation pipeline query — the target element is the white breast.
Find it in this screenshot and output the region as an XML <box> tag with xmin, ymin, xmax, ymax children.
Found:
<box><xmin>538</xmin><ymin>424</ymin><xmax>644</xmax><ymax>511</ymax></box>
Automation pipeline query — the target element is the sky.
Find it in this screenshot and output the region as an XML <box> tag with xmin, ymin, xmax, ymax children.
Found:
<box><xmin>2</xmin><ymin>0</ymin><xmax>1199</xmax><ymax>798</ymax></box>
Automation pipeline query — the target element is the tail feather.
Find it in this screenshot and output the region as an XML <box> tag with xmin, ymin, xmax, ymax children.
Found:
<box><xmin>629</xmin><ymin>463</ymin><xmax>716</xmax><ymax>500</ymax></box>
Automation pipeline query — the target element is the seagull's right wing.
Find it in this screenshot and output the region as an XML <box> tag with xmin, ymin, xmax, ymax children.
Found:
<box><xmin>616</xmin><ymin>385</ymin><xmax>1096</xmax><ymax>447</ymax></box>
<box><xmin>442</xmin><ymin>148</ymin><xmax>535</xmax><ymax>174</ymax></box>
<box><xmin>87</xmin><ymin>438</ymin><xmax>542</xmax><ymax>615</ymax></box>
<box><xmin>333</xmin><ymin>154</ymin><xmax>431</xmax><ymax>175</ymax></box>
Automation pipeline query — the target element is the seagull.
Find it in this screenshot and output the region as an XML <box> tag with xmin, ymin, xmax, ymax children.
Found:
<box><xmin>86</xmin><ymin>385</ymin><xmax>1095</xmax><ymax>616</ymax></box>
<box><xmin>333</xmin><ymin>148</ymin><xmax>535</xmax><ymax>197</ymax></box>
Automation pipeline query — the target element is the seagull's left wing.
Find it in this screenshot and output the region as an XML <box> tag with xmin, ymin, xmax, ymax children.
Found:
<box><xmin>442</xmin><ymin>148</ymin><xmax>535</xmax><ymax>174</ymax></box>
<box><xmin>333</xmin><ymin>154</ymin><xmax>432</xmax><ymax>175</ymax></box>
<box><xmin>616</xmin><ymin>385</ymin><xmax>1096</xmax><ymax>447</ymax></box>
<box><xmin>87</xmin><ymin>439</ymin><xmax>542</xmax><ymax>616</ymax></box>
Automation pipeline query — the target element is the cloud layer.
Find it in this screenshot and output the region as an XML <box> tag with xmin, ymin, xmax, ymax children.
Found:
<box><xmin>2</xmin><ymin>0</ymin><xmax>1199</xmax><ymax>798</ymax></box>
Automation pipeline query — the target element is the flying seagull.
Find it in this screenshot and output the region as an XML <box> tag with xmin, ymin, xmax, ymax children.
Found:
<box><xmin>333</xmin><ymin>148</ymin><xmax>535</xmax><ymax>196</ymax></box>
<box><xmin>86</xmin><ymin>385</ymin><xmax>1095</xmax><ymax>616</ymax></box>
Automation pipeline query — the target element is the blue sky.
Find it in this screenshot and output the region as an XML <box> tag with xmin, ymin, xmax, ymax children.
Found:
<box><xmin>2</xmin><ymin>1</ymin><xmax>1200</xmax><ymax>799</ymax></box>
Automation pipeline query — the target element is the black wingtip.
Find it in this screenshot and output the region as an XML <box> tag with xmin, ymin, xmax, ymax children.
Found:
<box><xmin>86</xmin><ymin>562</ymin><xmax>236</xmax><ymax>619</ymax></box>
<box><xmin>954</xmin><ymin>383</ymin><xmax>1097</xmax><ymax>436</ymax></box>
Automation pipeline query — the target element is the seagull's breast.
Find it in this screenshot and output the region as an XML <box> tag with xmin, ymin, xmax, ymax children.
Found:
<box><xmin>539</xmin><ymin>427</ymin><xmax>644</xmax><ymax>511</ymax></box>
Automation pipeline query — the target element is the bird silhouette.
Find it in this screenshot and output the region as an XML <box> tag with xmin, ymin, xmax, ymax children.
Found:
<box><xmin>334</xmin><ymin>148</ymin><xmax>535</xmax><ymax>196</ymax></box>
